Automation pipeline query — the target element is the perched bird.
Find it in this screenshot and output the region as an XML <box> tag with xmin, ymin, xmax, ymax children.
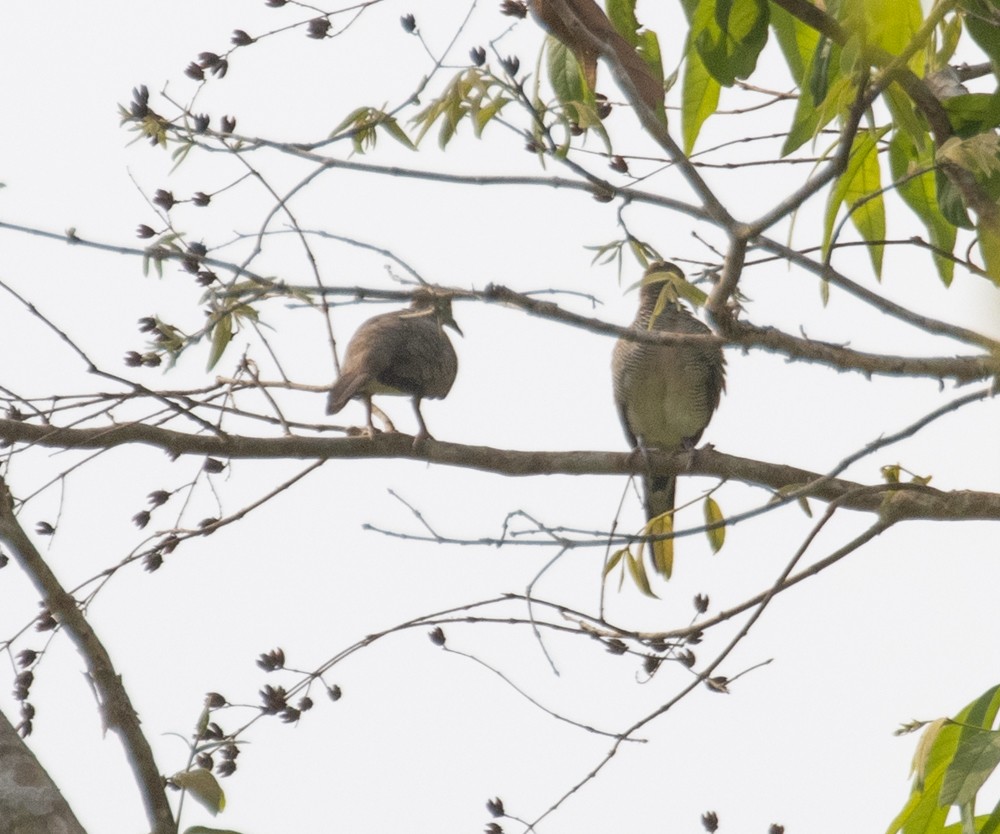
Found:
<box><xmin>326</xmin><ymin>290</ymin><xmax>461</xmax><ymax>441</ymax></box>
<box><xmin>612</xmin><ymin>262</ymin><xmax>725</xmax><ymax>522</ymax></box>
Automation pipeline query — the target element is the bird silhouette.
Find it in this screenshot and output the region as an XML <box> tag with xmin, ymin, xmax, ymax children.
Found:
<box><xmin>612</xmin><ymin>262</ymin><xmax>725</xmax><ymax>522</ymax></box>
<box><xmin>327</xmin><ymin>290</ymin><xmax>461</xmax><ymax>442</ymax></box>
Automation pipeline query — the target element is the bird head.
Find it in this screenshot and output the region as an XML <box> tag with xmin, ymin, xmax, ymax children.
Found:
<box><xmin>629</xmin><ymin>261</ymin><xmax>708</xmax><ymax>314</ymax></box>
<box><xmin>408</xmin><ymin>289</ymin><xmax>463</xmax><ymax>336</ymax></box>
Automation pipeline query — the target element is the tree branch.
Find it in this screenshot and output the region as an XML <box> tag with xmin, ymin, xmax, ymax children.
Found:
<box><xmin>0</xmin><ymin>478</ymin><xmax>175</xmax><ymax>834</ymax></box>
<box><xmin>0</xmin><ymin>413</ymin><xmax>996</xmax><ymax>521</ymax></box>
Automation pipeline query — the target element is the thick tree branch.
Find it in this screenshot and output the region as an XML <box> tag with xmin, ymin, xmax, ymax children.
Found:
<box><xmin>3</xmin><ymin>219</ymin><xmax>994</xmax><ymax>378</ymax></box>
<box><xmin>0</xmin><ymin>417</ymin><xmax>997</xmax><ymax>521</ymax></box>
<box><xmin>0</xmin><ymin>478</ymin><xmax>175</xmax><ymax>834</ymax></box>
<box><xmin>480</xmin><ymin>284</ymin><xmax>997</xmax><ymax>382</ymax></box>
<box><xmin>527</xmin><ymin>0</ymin><xmax>739</xmax><ymax>230</ymax></box>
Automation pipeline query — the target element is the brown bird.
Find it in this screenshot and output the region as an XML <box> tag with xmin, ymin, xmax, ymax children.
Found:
<box><xmin>326</xmin><ymin>290</ymin><xmax>461</xmax><ymax>441</ymax></box>
<box><xmin>612</xmin><ymin>262</ymin><xmax>725</xmax><ymax>522</ymax></box>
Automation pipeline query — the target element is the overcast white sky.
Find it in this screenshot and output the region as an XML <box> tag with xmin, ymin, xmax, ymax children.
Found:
<box><xmin>0</xmin><ymin>2</ymin><xmax>998</xmax><ymax>832</ymax></box>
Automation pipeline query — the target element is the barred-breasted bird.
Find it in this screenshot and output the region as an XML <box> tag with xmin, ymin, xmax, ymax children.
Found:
<box><xmin>326</xmin><ymin>291</ymin><xmax>461</xmax><ymax>441</ymax></box>
<box><xmin>612</xmin><ymin>262</ymin><xmax>725</xmax><ymax>522</ymax></box>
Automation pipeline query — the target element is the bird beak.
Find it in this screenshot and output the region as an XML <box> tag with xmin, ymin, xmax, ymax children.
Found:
<box><xmin>444</xmin><ymin>316</ymin><xmax>464</xmax><ymax>337</ymax></box>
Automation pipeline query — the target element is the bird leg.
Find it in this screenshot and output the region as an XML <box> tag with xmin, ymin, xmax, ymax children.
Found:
<box><xmin>625</xmin><ymin>439</ymin><xmax>653</xmax><ymax>475</ymax></box>
<box><xmin>371</xmin><ymin>402</ymin><xmax>396</xmax><ymax>434</ymax></box>
<box><xmin>411</xmin><ymin>397</ymin><xmax>433</xmax><ymax>447</ymax></box>
<box><xmin>358</xmin><ymin>396</ymin><xmax>378</xmax><ymax>438</ymax></box>
<box><xmin>677</xmin><ymin>436</ymin><xmax>702</xmax><ymax>473</ymax></box>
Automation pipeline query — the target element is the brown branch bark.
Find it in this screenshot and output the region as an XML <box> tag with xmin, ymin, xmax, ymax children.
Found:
<box><xmin>1</xmin><ymin>418</ymin><xmax>997</xmax><ymax>522</ymax></box>
<box><xmin>0</xmin><ymin>478</ymin><xmax>175</xmax><ymax>834</ymax></box>
<box><xmin>481</xmin><ymin>284</ymin><xmax>997</xmax><ymax>382</ymax></box>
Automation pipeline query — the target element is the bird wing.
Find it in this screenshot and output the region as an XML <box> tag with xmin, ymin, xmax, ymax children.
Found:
<box><xmin>374</xmin><ymin>316</ymin><xmax>457</xmax><ymax>400</ymax></box>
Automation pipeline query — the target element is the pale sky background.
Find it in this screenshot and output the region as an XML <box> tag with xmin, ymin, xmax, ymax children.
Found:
<box><xmin>0</xmin><ymin>2</ymin><xmax>998</xmax><ymax>833</ymax></box>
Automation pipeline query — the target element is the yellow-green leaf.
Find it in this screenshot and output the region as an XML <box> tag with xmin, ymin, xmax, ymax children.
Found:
<box><xmin>823</xmin><ymin>127</ymin><xmax>889</xmax><ymax>278</ymax></box>
<box><xmin>702</xmin><ymin>496</ymin><xmax>725</xmax><ymax>553</ymax></box>
<box><xmin>842</xmin><ymin>0</ymin><xmax>923</xmax><ymax>73</ymax></box>
<box><xmin>887</xmin><ymin>685</ymin><xmax>1000</xmax><ymax>834</ymax></box>
<box><xmin>881</xmin><ymin>465</ymin><xmax>901</xmax><ymax>483</ymax></box>
<box><xmin>769</xmin><ymin>1</ymin><xmax>820</xmax><ymax>82</ymax></box>
<box><xmin>604</xmin><ymin>546</ymin><xmax>627</xmax><ymax>577</ymax></box>
<box><xmin>606</xmin><ymin>0</ymin><xmax>640</xmax><ymax>47</ymax></box>
<box><xmin>625</xmin><ymin>548</ymin><xmax>659</xmax><ymax>597</ymax></box>
<box><xmin>682</xmin><ymin>40</ymin><xmax>720</xmax><ymax>155</ymax></box>
<box><xmin>645</xmin><ymin>513</ymin><xmax>673</xmax><ymax>579</ymax></box>
<box><xmin>379</xmin><ymin>116</ymin><xmax>417</xmax><ymax>150</ymax></box>
<box><xmin>547</xmin><ymin>37</ymin><xmax>588</xmax><ymax>105</ymax></box>
<box><xmin>782</xmin><ymin>49</ymin><xmax>851</xmax><ymax>156</ymax></box>
<box><xmin>888</xmin><ymin>130</ymin><xmax>956</xmax><ymax>285</ymax></box>
<box><xmin>940</xmin><ymin>727</ymin><xmax>1000</xmax><ymax>807</ymax></box>
<box><xmin>979</xmin><ymin>219</ymin><xmax>1000</xmax><ymax>285</ymax></box>
<box><xmin>207</xmin><ymin>314</ymin><xmax>233</xmax><ymax>371</ymax></box>
<box><xmin>173</xmin><ymin>769</ymin><xmax>226</xmax><ymax>815</ymax></box>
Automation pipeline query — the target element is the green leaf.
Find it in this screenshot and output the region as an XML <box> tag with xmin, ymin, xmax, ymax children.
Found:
<box><xmin>691</xmin><ymin>0</ymin><xmax>770</xmax><ymax>87</ymax></box>
<box><xmin>682</xmin><ymin>39</ymin><xmax>721</xmax><ymax>154</ymax></box>
<box><xmin>604</xmin><ymin>546</ymin><xmax>626</xmax><ymax>576</ymax></box>
<box><xmin>846</xmin><ymin>0</ymin><xmax>924</xmax><ymax>71</ymax></box>
<box><xmin>703</xmin><ymin>496</ymin><xmax>725</xmax><ymax>553</ymax></box>
<box><xmin>978</xmin><ymin>219</ymin><xmax>1000</xmax><ymax>284</ymax></box>
<box><xmin>823</xmin><ymin>127</ymin><xmax>889</xmax><ymax>277</ymax></box>
<box><xmin>606</xmin><ymin>0</ymin><xmax>641</xmax><ymax>47</ymax></box>
<box><xmin>635</xmin><ymin>29</ymin><xmax>665</xmax><ymax>99</ymax></box>
<box><xmin>887</xmin><ymin>685</ymin><xmax>1000</xmax><ymax>834</ymax></box>
<box><xmin>962</xmin><ymin>0</ymin><xmax>1000</xmax><ymax>69</ymax></box>
<box><xmin>472</xmin><ymin>97</ymin><xmax>510</xmax><ymax>136</ymax></box>
<box><xmin>604</xmin><ymin>0</ymin><xmax>665</xmax><ymax>118</ymax></box>
<box><xmin>932</xmin><ymin>13</ymin><xmax>963</xmax><ymax>71</ymax></box>
<box><xmin>883</xmin><ymin>83</ymin><xmax>927</xmax><ymax>151</ymax></box>
<box><xmin>941</xmin><ymin>729</ymin><xmax>1000</xmax><ymax>806</ymax></box>
<box><xmin>888</xmin><ymin>130</ymin><xmax>957</xmax><ymax>284</ymax></box>
<box><xmin>782</xmin><ymin>42</ymin><xmax>849</xmax><ymax>157</ymax></box>
<box><xmin>547</xmin><ymin>37</ymin><xmax>588</xmax><ymax>105</ymax></box>
<box><xmin>172</xmin><ymin>769</ymin><xmax>226</xmax><ymax>815</ymax></box>
<box><xmin>769</xmin><ymin>1</ymin><xmax>820</xmax><ymax>83</ymax></box>
<box><xmin>936</xmin><ymin>168</ymin><xmax>974</xmax><ymax>229</ymax></box>
<box><xmin>411</xmin><ymin>70</ymin><xmax>484</xmax><ymax>149</ymax></box>
<box><xmin>379</xmin><ymin>116</ymin><xmax>417</xmax><ymax>150</ymax></box>
<box><xmin>943</xmin><ymin>91</ymin><xmax>1000</xmax><ymax>138</ymax></box>
<box><xmin>207</xmin><ymin>314</ymin><xmax>233</xmax><ymax>371</ymax></box>
<box><xmin>976</xmin><ymin>800</ymin><xmax>1000</xmax><ymax>834</ymax></box>
<box><xmin>809</xmin><ymin>36</ymin><xmax>835</xmax><ymax>104</ymax></box>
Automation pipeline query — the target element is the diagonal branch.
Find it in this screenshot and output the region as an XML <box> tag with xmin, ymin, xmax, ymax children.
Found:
<box><xmin>0</xmin><ymin>478</ymin><xmax>174</xmax><ymax>834</ymax></box>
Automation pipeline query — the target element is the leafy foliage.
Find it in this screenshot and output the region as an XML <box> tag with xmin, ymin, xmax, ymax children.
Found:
<box><xmin>889</xmin><ymin>685</ymin><xmax>1000</xmax><ymax>834</ymax></box>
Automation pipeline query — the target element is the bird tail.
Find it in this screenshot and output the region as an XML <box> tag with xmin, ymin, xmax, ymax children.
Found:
<box><xmin>326</xmin><ymin>372</ymin><xmax>365</xmax><ymax>415</ymax></box>
<box><xmin>643</xmin><ymin>474</ymin><xmax>675</xmax><ymax>523</ymax></box>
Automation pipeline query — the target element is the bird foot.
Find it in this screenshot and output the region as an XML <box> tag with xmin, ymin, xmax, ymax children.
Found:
<box><xmin>411</xmin><ymin>429</ymin><xmax>434</xmax><ymax>450</ymax></box>
<box><xmin>345</xmin><ymin>424</ymin><xmax>381</xmax><ymax>439</ymax></box>
<box><xmin>625</xmin><ymin>444</ymin><xmax>654</xmax><ymax>473</ymax></box>
<box><xmin>678</xmin><ymin>439</ymin><xmax>707</xmax><ymax>472</ymax></box>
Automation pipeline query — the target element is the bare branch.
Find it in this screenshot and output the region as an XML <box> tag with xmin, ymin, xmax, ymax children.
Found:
<box><xmin>0</xmin><ymin>390</ymin><xmax>995</xmax><ymax>522</ymax></box>
<box><xmin>0</xmin><ymin>478</ymin><xmax>175</xmax><ymax>834</ymax></box>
